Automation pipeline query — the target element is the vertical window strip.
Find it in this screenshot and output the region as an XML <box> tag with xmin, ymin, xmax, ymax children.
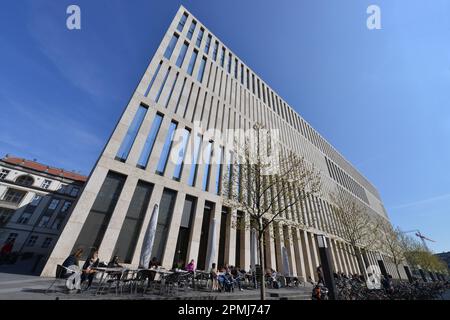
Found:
<box><xmin>187</xmin><ymin>20</ymin><xmax>196</xmax><ymax>40</ymax></box>
<box><xmin>188</xmin><ymin>134</ymin><xmax>203</xmax><ymax>186</ymax></box>
<box><xmin>165</xmin><ymin>72</ymin><xmax>179</xmax><ymax>108</ymax></box>
<box><xmin>220</xmin><ymin>47</ymin><xmax>225</xmax><ymax>67</ymax></box>
<box><xmin>213</xmin><ymin>41</ymin><xmax>218</xmax><ymax>61</ymax></box>
<box><xmin>156</xmin><ymin>121</ymin><xmax>178</xmax><ymax>175</ymax></box>
<box><xmin>202</xmin><ymin>141</ymin><xmax>213</xmax><ymax>191</ymax></box>
<box><xmin>206</xmin><ymin>61</ymin><xmax>213</xmax><ymax>88</ymax></box>
<box><xmin>164</xmin><ymin>34</ymin><xmax>179</xmax><ymax>60</ymax></box>
<box><xmin>197</xmin><ymin>56</ymin><xmax>207</xmax><ymax>83</ymax></box>
<box><xmin>182</xmin><ymin>83</ymin><xmax>194</xmax><ymax>118</ymax></box>
<box><xmin>215</xmin><ymin>146</ymin><xmax>224</xmax><ymax>195</ymax></box>
<box><xmin>176</xmin><ymin>42</ymin><xmax>189</xmax><ymax>67</ymax></box>
<box><xmin>205</xmin><ymin>34</ymin><xmax>212</xmax><ymax>54</ymax></box>
<box><xmin>173</xmin><ymin>128</ymin><xmax>191</xmax><ymax>180</ymax></box>
<box><xmin>144</xmin><ymin>61</ymin><xmax>162</xmax><ymax>97</ymax></box>
<box><xmin>137</xmin><ymin>113</ymin><xmax>164</xmax><ymax>169</ymax></box>
<box><xmin>155</xmin><ymin>67</ymin><xmax>171</xmax><ymax>103</ymax></box>
<box><xmin>187</xmin><ymin>49</ymin><xmax>198</xmax><ymax>75</ymax></box>
<box><xmin>196</xmin><ymin>27</ymin><xmax>204</xmax><ymax>47</ymax></box>
<box><xmin>174</xmin><ymin>77</ymin><xmax>187</xmax><ymax>114</ymax></box>
<box><xmin>177</xmin><ymin>12</ymin><xmax>188</xmax><ymax>32</ymax></box>
<box><xmin>116</xmin><ymin>105</ymin><xmax>148</xmax><ymax>161</ymax></box>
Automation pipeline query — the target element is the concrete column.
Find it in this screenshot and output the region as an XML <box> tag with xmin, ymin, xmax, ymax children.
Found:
<box><xmin>300</xmin><ymin>229</ymin><xmax>314</xmax><ymax>281</ymax></box>
<box><xmin>224</xmin><ymin>208</ymin><xmax>236</xmax><ymax>266</ymax></box>
<box><xmin>268</xmin><ymin>223</ymin><xmax>277</xmax><ymax>270</ymax></box>
<box><xmin>284</xmin><ymin>227</ymin><xmax>297</xmax><ymax>276</ymax></box>
<box><xmin>327</xmin><ymin>238</ymin><xmax>339</xmax><ymax>273</ymax></box>
<box><xmin>309</xmin><ymin>232</ymin><xmax>320</xmax><ymax>273</ymax></box>
<box><xmin>332</xmin><ymin>239</ymin><xmax>344</xmax><ymax>273</ymax></box>
<box><xmin>292</xmin><ymin>228</ymin><xmax>306</xmax><ymax>280</ymax></box>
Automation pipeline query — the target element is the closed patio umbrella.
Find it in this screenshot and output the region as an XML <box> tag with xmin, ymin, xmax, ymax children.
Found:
<box><xmin>139</xmin><ymin>203</ymin><xmax>159</xmax><ymax>269</ymax></box>
<box><xmin>205</xmin><ymin>218</ymin><xmax>217</xmax><ymax>271</ymax></box>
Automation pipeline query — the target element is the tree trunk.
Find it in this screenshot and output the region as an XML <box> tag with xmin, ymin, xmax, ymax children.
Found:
<box><xmin>354</xmin><ymin>246</ymin><xmax>367</xmax><ymax>279</ymax></box>
<box><xmin>258</xmin><ymin>230</ymin><xmax>266</xmax><ymax>300</ymax></box>
<box><xmin>395</xmin><ymin>265</ymin><xmax>402</xmax><ymax>280</ymax></box>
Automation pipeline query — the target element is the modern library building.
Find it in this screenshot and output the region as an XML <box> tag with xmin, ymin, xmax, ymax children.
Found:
<box><xmin>41</xmin><ymin>6</ymin><xmax>407</xmax><ymax>280</ymax></box>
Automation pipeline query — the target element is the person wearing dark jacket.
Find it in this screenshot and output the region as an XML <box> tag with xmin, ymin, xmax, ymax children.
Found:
<box><xmin>107</xmin><ymin>255</ymin><xmax>123</xmax><ymax>268</ymax></box>
<box><xmin>61</xmin><ymin>248</ymin><xmax>83</xmax><ymax>291</ymax></box>
<box><xmin>81</xmin><ymin>250</ymin><xmax>100</xmax><ymax>288</ymax></box>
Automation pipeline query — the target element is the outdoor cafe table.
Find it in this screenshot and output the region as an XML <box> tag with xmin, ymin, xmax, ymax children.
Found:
<box><xmin>92</xmin><ymin>267</ymin><xmax>125</xmax><ymax>295</ymax></box>
<box><xmin>194</xmin><ymin>270</ymin><xmax>210</xmax><ymax>290</ymax></box>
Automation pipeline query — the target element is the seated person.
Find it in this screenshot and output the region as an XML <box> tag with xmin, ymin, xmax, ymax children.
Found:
<box><xmin>81</xmin><ymin>250</ymin><xmax>100</xmax><ymax>289</ymax></box>
<box><xmin>62</xmin><ymin>248</ymin><xmax>83</xmax><ymax>291</ymax></box>
<box><xmin>231</xmin><ymin>266</ymin><xmax>244</xmax><ymax>291</ymax></box>
<box><xmin>217</xmin><ymin>267</ymin><xmax>232</xmax><ymax>292</ymax></box>
<box><xmin>107</xmin><ymin>255</ymin><xmax>122</xmax><ymax>268</ymax></box>
<box><xmin>186</xmin><ymin>259</ymin><xmax>195</xmax><ymax>272</ymax></box>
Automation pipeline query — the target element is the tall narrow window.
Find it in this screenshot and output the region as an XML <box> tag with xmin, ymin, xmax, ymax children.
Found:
<box><xmin>156</xmin><ymin>121</ymin><xmax>177</xmax><ymax>175</ymax></box>
<box><xmin>262</xmin><ymin>83</ymin><xmax>266</xmax><ymax>103</ymax></box>
<box><xmin>165</xmin><ymin>72</ymin><xmax>179</xmax><ymax>108</ymax></box>
<box><xmin>176</xmin><ymin>42</ymin><xmax>189</xmax><ymax>67</ymax></box>
<box><xmin>174</xmin><ymin>77</ymin><xmax>187</xmax><ymax>114</ymax></box>
<box><xmin>215</xmin><ymin>146</ymin><xmax>224</xmax><ymax>195</ymax></box>
<box><xmin>202</xmin><ymin>141</ymin><xmax>213</xmax><ymax>191</ymax></box>
<box><xmin>187</xmin><ymin>49</ymin><xmax>198</xmax><ymax>75</ymax></box>
<box><xmin>220</xmin><ymin>47</ymin><xmax>225</xmax><ymax>67</ymax></box>
<box><xmin>164</xmin><ymin>34</ymin><xmax>179</xmax><ymax>60</ymax></box>
<box><xmin>234</xmin><ymin>58</ymin><xmax>238</xmax><ymax>79</ymax></box>
<box><xmin>240</xmin><ymin>64</ymin><xmax>244</xmax><ymax>85</ymax></box>
<box><xmin>227</xmin><ymin>53</ymin><xmax>232</xmax><ymax>73</ymax></box>
<box><xmin>73</xmin><ymin>171</ymin><xmax>126</xmax><ymax>259</ymax></box>
<box><xmin>197</xmin><ymin>201</ymin><xmax>214</xmax><ymax>270</ymax></box>
<box><xmin>173</xmin><ymin>196</ymin><xmax>197</xmax><ymax>267</ymax></box>
<box><xmin>197</xmin><ymin>56</ymin><xmax>207</xmax><ymax>83</ymax></box>
<box><xmin>144</xmin><ymin>61</ymin><xmax>162</xmax><ymax>97</ymax></box>
<box><xmin>188</xmin><ymin>134</ymin><xmax>202</xmax><ymax>186</ymax></box>
<box><xmin>204</xmin><ymin>34</ymin><xmax>212</xmax><ymax>54</ymax></box>
<box><xmin>137</xmin><ymin>113</ymin><xmax>163</xmax><ymax>169</ymax></box>
<box><xmin>212</xmin><ymin>41</ymin><xmax>219</xmax><ymax>61</ymax></box>
<box><xmin>177</xmin><ymin>12</ymin><xmax>188</xmax><ymax>32</ymax></box>
<box><xmin>187</xmin><ymin>20</ymin><xmax>196</xmax><ymax>40</ymax></box>
<box><xmin>113</xmin><ymin>181</ymin><xmax>154</xmax><ymax>263</ymax></box>
<box><xmin>116</xmin><ymin>105</ymin><xmax>148</xmax><ymax>162</ymax></box>
<box><xmin>152</xmin><ymin>189</ymin><xmax>177</xmax><ymax>262</ymax></box>
<box><xmin>196</xmin><ymin>27</ymin><xmax>204</xmax><ymax>47</ymax></box>
<box><xmin>155</xmin><ymin>67</ymin><xmax>171</xmax><ymax>102</ymax></box>
<box><xmin>257</xmin><ymin>79</ymin><xmax>261</xmax><ymax>99</ymax></box>
<box><xmin>173</xmin><ymin>128</ymin><xmax>191</xmax><ymax>181</ymax></box>
<box><xmin>246</xmin><ymin>69</ymin><xmax>250</xmax><ymax>90</ymax></box>
<box><xmin>252</xmin><ymin>74</ymin><xmax>256</xmax><ymax>95</ymax></box>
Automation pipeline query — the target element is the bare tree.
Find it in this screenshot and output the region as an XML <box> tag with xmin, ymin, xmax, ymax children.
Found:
<box><xmin>222</xmin><ymin>124</ymin><xmax>321</xmax><ymax>300</ymax></box>
<box><xmin>331</xmin><ymin>188</ymin><xmax>380</xmax><ymax>278</ymax></box>
<box><xmin>375</xmin><ymin>221</ymin><xmax>405</xmax><ymax>279</ymax></box>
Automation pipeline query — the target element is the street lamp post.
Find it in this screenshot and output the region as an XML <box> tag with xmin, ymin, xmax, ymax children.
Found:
<box><xmin>316</xmin><ymin>234</ymin><xmax>336</xmax><ymax>300</ymax></box>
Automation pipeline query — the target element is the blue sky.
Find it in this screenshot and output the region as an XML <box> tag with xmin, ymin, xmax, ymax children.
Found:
<box><xmin>0</xmin><ymin>0</ymin><xmax>449</xmax><ymax>252</ymax></box>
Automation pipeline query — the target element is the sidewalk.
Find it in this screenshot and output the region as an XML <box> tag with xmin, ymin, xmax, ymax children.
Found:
<box><xmin>0</xmin><ymin>273</ymin><xmax>312</xmax><ymax>300</ymax></box>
